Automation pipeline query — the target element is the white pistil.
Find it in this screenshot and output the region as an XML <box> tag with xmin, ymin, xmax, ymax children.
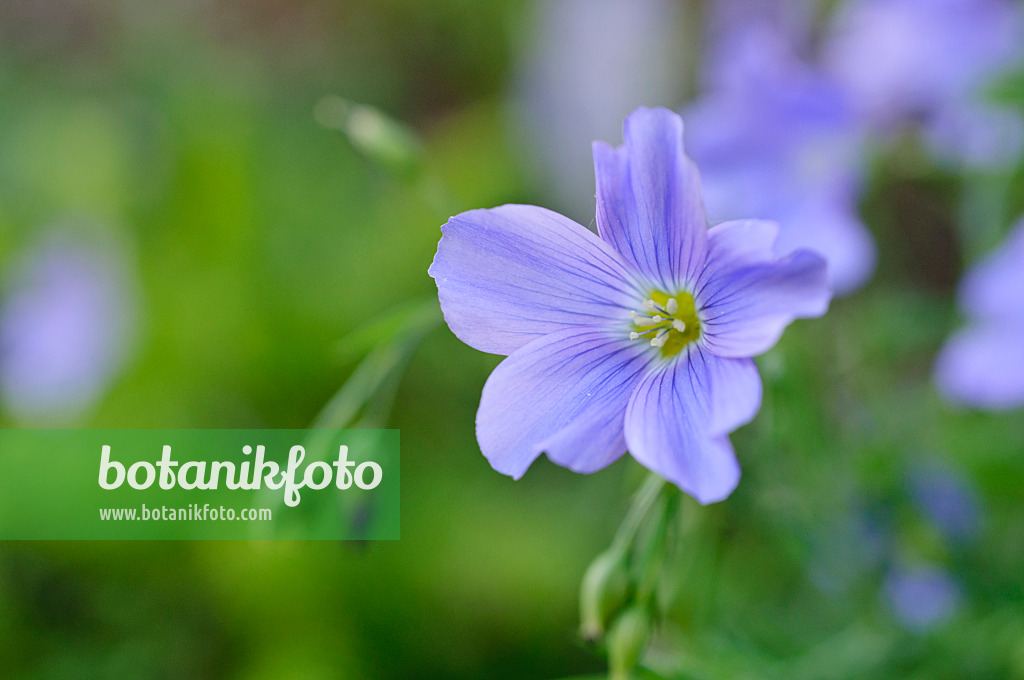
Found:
<box><xmin>650</xmin><ymin>329</ymin><xmax>669</xmax><ymax>347</ymax></box>
<box><xmin>666</xmin><ymin>298</ymin><xmax>678</xmax><ymax>314</ymax></box>
<box><xmin>671</xmin><ymin>319</ymin><xmax>686</xmax><ymax>332</ymax></box>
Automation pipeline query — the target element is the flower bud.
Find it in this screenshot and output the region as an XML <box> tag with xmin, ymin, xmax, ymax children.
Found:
<box><xmin>579</xmin><ymin>549</ymin><xmax>630</xmax><ymax>641</ymax></box>
<box><xmin>606</xmin><ymin>605</ymin><xmax>652</xmax><ymax>680</ymax></box>
<box><xmin>314</xmin><ymin>96</ymin><xmax>422</xmax><ymax>178</ymax></box>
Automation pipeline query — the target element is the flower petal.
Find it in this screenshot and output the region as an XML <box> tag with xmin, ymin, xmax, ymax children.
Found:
<box><xmin>935</xmin><ymin>322</ymin><xmax>1024</xmax><ymax>410</ymax></box>
<box><xmin>593</xmin><ymin>107</ymin><xmax>708</xmax><ymax>290</ymax></box>
<box><xmin>697</xmin><ymin>247</ymin><xmax>831</xmax><ymax>358</ymax></box>
<box><xmin>624</xmin><ymin>349</ymin><xmax>741</xmax><ymax>504</ymax></box>
<box><xmin>959</xmin><ymin>217</ymin><xmax>1024</xmax><ymax>321</ymax></box>
<box><xmin>476</xmin><ymin>327</ymin><xmax>652</xmax><ymax>479</ymax></box>
<box><xmin>707</xmin><ymin>356</ymin><xmax>762</xmax><ymax>435</ymax></box>
<box><xmin>702</xmin><ymin>219</ymin><xmax>780</xmax><ymax>272</ymax></box>
<box><xmin>774</xmin><ymin>196</ymin><xmax>876</xmax><ymax>296</ymax></box>
<box><xmin>429</xmin><ymin>204</ymin><xmax>640</xmax><ymax>355</ymax></box>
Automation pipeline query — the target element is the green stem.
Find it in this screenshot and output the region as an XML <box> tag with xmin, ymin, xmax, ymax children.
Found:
<box><xmin>610</xmin><ymin>473</ymin><xmax>667</xmax><ymax>555</ymax></box>
<box><xmin>634</xmin><ymin>488</ymin><xmax>679</xmax><ymax>607</ymax></box>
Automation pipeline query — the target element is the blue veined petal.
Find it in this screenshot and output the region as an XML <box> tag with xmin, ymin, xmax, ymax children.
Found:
<box><xmin>935</xmin><ymin>322</ymin><xmax>1024</xmax><ymax>410</ymax></box>
<box><xmin>623</xmin><ymin>348</ymin><xmax>742</xmax><ymax>505</ymax></box>
<box><xmin>476</xmin><ymin>327</ymin><xmax>652</xmax><ymax>479</ymax></box>
<box><xmin>696</xmin><ymin>243</ymin><xmax>831</xmax><ymax>358</ymax></box>
<box><xmin>593</xmin><ymin>107</ymin><xmax>708</xmax><ymax>290</ymax></box>
<box><xmin>429</xmin><ymin>204</ymin><xmax>641</xmax><ymax>356</ymax></box>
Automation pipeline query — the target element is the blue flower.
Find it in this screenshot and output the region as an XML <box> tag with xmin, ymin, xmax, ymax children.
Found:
<box><xmin>685</xmin><ymin>23</ymin><xmax>876</xmax><ymax>295</ymax></box>
<box><xmin>429</xmin><ymin>108</ymin><xmax>831</xmax><ymax>503</ymax></box>
<box><xmin>935</xmin><ymin>216</ymin><xmax>1024</xmax><ymax>410</ymax></box>
<box><xmin>884</xmin><ymin>563</ymin><xmax>961</xmax><ymax>632</ymax></box>
<box><xmin>0</xmin><ymin>230</ymin><xmax>136</xmax><ymax>424</ymax></box>
<box><xmin>908</xmin><ymin>463</ymin><xmax>981</xmax><ymax>542</ymax></box>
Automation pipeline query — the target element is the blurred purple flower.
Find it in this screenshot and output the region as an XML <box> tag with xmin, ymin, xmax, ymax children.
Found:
<box><xmin>430</xmin><ymin>108</ymin><xmax>831</xmax><ymax>503</ymax></box>
<box><xmin>908</xmin><ymin>463</ymin><xmax>981</xmax><ymax>542</ymax></box>
<box><xmin>825</xmin><ymin>0</ymin><xmax>1024</xmax><ymax>166</ymax></box>
<box><xmin>935</xmin><ymin>217</ymin><xmax>1024</xmax><ymax>409</ymax></box>
<box><xmin>684</xmin><ymin>24</ymin><xmax>876</xmax><ymax>295</ymax></box>
<box><xmin>0</xmin><ymin>234</ymin><xmax>135</xmax><ymax>423</ymax></box>
<box><xmin>705</xmin><ymin>0</ymin><xmax>817</xmax><ymax>46</ymax></box>
<box><xmin>884</xmin><ymin>564</ymin><xmax>960</xmax><ymax>631</ymax></box>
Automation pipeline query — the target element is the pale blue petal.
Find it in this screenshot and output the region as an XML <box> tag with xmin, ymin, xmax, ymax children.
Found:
<box><xmin>429</xmin><ymin>204</ymin><xmax>640</xmax><ymax>355</ymax></box>
<box><xmin>707</xmin><ymin>356</ymin><xmax>762</xmax><ymax>435</ymax></box>
<box><xmin>593</xmin><ymin>107</ymin><xmax>708</xmax><ymax>290</ymax></box>
<box><xmin>959</xmin><ymin>217</ymin><xmax>1024</xmax><ymax>321</ymax></box>
<box><xmin>697</xmin><ymin>249</ymin><xmax>830</xmax><ymax>358</ymax></box>
<box><xmin>701</xmin><ymin>219</ymin><xmax>779</xmax><ymax>273</ymax></box>
<box><xmin>935</xmin><ymin>322</ymin><xmax>1024</xmax><ymax>410</ymax></box>
<box><xmin>624</xmin><ymin>349</ymin><xmax>741</xmax><ymax>504</ymax></box>
<box><xmin>476</xmin><ymin>327</ymin><xmax>651</xmax><ymax>479</ymax></box>
<box><xmin>774</xmin><ymin>196</ymin><xmax>876</xmax><ymax>296</ymax></box>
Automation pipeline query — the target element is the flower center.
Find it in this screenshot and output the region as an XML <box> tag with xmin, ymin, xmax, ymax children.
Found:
<box><xmin>629</xmin><ymin>290</ymin><xmax>701</xmax><ymax>358</ymax></box>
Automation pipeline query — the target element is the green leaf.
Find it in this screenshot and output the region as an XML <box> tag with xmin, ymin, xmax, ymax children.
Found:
<box><xmin>253</xmin><ymin>297</ymin><xmax>440</xmax><ymax>537</ymax></box>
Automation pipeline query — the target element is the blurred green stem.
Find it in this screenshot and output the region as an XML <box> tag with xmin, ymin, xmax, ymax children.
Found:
<box><xmin>633</xmin><ymin>485</ymin><xmax>678</xmax><ymax>607</ymax></box>
<box><xmin>611</xmin><ymin>473</ymin><xmax>666</xmax><ymax>555</ymax></box>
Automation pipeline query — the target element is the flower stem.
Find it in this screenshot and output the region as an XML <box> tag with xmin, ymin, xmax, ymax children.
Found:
<box><xmin>610</xmin><ymin>473</ymin><xmax>667</xmax><ymax>555</ymax></box>
<box><xmin>593</xmin><ymin>472</ymin><xmax>683</xmax><ymax>680</ymax></box>
<box><xmin>633</xmin><ymin>486</ymin><xmax>678</xmax><ymax>607</ymax></box>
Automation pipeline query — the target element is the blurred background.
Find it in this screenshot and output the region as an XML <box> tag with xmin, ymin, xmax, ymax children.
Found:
<box><xmin>1</xmin><ymin>0</ymin><xmax>1024</xmax><ymax>678</ymax></box>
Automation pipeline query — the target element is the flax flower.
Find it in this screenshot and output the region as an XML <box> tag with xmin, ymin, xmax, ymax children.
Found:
<box><xmin>429</xmin><ymin>108</ymin><xmax>831</xmax><ymax>503</ymax></box>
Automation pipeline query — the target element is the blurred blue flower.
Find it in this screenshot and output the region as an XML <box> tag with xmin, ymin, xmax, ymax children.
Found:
<box><xmin>884</xmin><ymin>563</ymin><xmax>961</xmax><ymax>631</ymax></box>
<box><xmin>935</xmin><ymin>217</ymin><xmax>1024</xmax><ymax>410</ymax></box>
<box><xmin>0</xmin><ymin>232</ymin><xmax>136</xmax><ymax>424</ymax></box>
<box><xmin>908</xmin><ymin>463</ymin><xmax>982</xmax><ymax>542</ymax></box>
<box><xmin>684</xmin><ymin>23</ymin><xmax>876</xmax><ymax>295</ymax></box>
<box><xmin>825</xmin><ymin>0</ymin><xmax>1024</xmax><ymax>166</ymax></box>
<box><xmin>430</xmin><ymin>108</ymin><xmax>831</xmax><ymax>503</ymax></box>
<box><xmin>704</xmin><ymin>0</ymin><xmax>817</xmax><ymax>44</ymax></box>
